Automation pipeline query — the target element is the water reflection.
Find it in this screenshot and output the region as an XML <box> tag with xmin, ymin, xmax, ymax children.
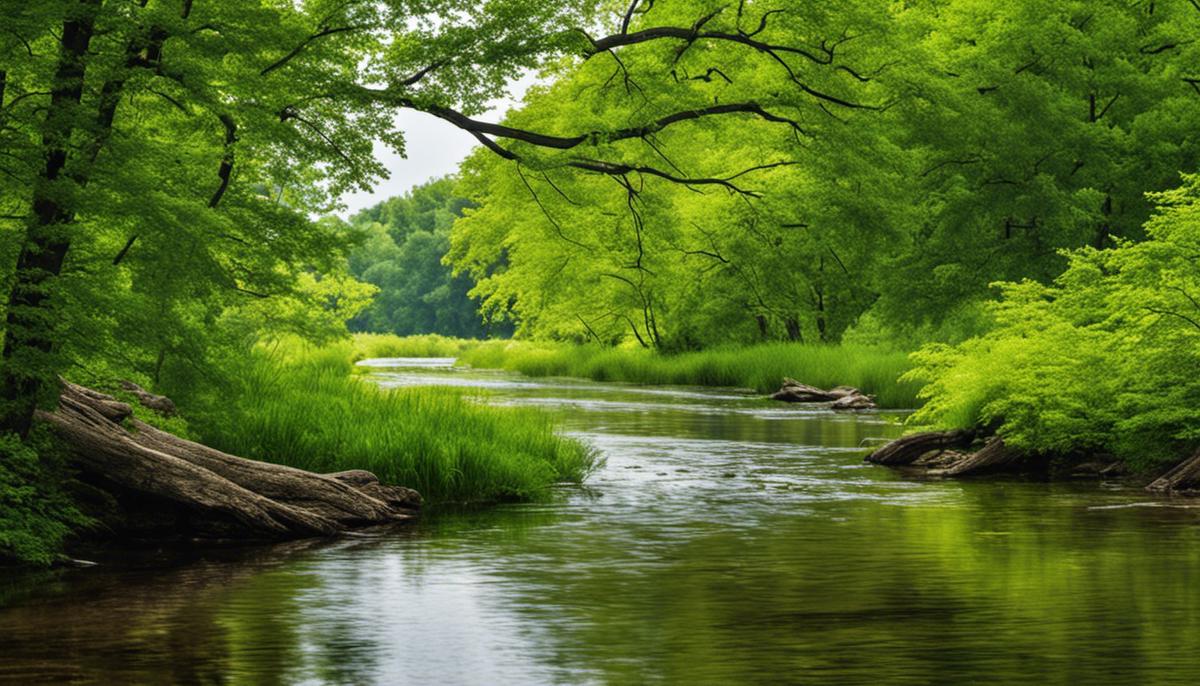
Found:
<box><xmin>3</xmin><ymin>361</ymin><xmax>1200</xmax><ymax>684</ymax></box>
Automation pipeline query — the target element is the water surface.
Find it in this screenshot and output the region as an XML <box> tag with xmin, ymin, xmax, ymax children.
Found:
<box><xmin>3</xmin><ymin>359</ymin><xmax>1200</xmax><ymax>684</ymax></box>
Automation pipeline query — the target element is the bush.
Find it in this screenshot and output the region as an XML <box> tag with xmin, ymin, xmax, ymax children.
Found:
<box><xmin>906</xmin><ymin>175</ymin><xmax>1200</xmax><ymax>469</ymax></box>
<box><xmin>0</xmin><ymin>432</ymin><xmax>89</xmax><ymax>566</ymax></box>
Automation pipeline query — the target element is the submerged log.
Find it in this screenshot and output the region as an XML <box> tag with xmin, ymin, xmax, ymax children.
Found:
<box><xmin>37</xmin><ymin>381</ymin><xmax>419</xmax><ymax>541</ymax></box>
<box><xmin>934</xmin><ymin>437</ymin><xmax>1022</xmax><ymax>476</ymax></box>
<box><xmin>831</xmin><ymin>393</ymin><xmax>877</xmax><ymax>411</ymax></box>
<box><xmin>1146</xmin><ymin>449</ymin><xmax>1200</xmax><ymax>494</ymax></box>
<box><xmin>771</xmin><ymin>379</ymin><xmax>878</xmax><ymax>409</ymax></box>
<box><xmin>771</xmin><ymin>378</ymin><xmax>840</xmax><ymax>403</ymax></box>
<box><xmin>865</xmin><ymin>429</ymin><xmax>977</xmax><ymax>466</ymax></box>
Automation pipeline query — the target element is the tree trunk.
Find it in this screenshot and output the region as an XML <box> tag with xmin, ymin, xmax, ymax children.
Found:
<box><xmin>37</xmin><ymin>381</ymin><xmax>419</xmax><ymax>540</ymax></box>
<box><xmin>1</xmin><ymin>0</ymin><xmax>102</xmax><ymax>437</ymax></box>
<box><xmin>785</xmin><ymin>317</ymin><xmax>802</xmax><ymax>342</ymax></box>
<box><xmin>865</xmin><ymin>429</ymin><xmax>978</xmax><ymax>466</ymax></box>
<box><xmin>935</xmin><ymin>437</ymin><xmax>1022</xmax><ymax>476</ymax></box>
<box><xmin>1146</xmin><ymin>449</ymin><xmax>1200</xmax><ymax>494</ymax></box>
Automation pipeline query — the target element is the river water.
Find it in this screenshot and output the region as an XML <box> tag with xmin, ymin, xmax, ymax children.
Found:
<box><xmin>3</xmin><ymin>359</ymin><xmax>1200</xmax><ymax>684</ymax></box>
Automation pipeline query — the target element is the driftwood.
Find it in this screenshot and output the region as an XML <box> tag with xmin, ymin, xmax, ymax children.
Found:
<box><xmin>869</xmin><ymin>433</ymin><xmax>1026</xmax><ymax>477</ymax></box>
<box><xmin>934</xmin><ymin>437</ymin><xmax>1022</xmax><ymax>476</ymax></box>
<box><xmin>865</xmin><ymin>429</ymin><xmax>978</xmax><ymax>466</ymax></box>
<box><xmin>771</xmin><ymin>379</ymin><xmax>840</xmax><ymax>403</ymax></box>
<box><xmin>831</xmin><ymin>393</ymin><xmax>877</xmax><ymax>411</ymax></box>
<box><xmin>1146</xmin><ymin>449</ymin><xmax>1200</xmax><ymax>493</ymax></box>
<box><xmin>119</xmin><ymin>380</ymin><xmax>177</xmax><ymax>416</ymax></box>
<box><xmin>772</xmin><ymin>379</ymin><xmax>878</xmax><ymax>410</ymax></box>
<box><xmin>37</xmin><ymin>381</ymin><xmax>419</xmax><ymax>541</ymax></box>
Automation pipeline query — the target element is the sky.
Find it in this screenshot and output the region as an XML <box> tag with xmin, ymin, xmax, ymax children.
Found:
<box><xmin>336</xmin><ymin>77</ymin><xmax>536</xmax><ymax>217</ymax></box>
<box><xmin>336</xmin><ymin>109</ymin><xmax>481</xmax><ymax>217</ymax></box>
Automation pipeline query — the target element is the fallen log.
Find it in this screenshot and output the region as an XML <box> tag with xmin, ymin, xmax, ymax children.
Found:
<box><xmin>865</xmin><ymin>429</ymin><xmax>978</xmax><ymax>466</ymax></box>
<box><xmin>1146</xmin><ymin>449</ymin><xmax>1200</xmax><ymax>493</ymax></box>
<box><xmin>831</xmin><ymin>393</ymin><xmax>877</xmax><ymax>411</ymax></box>
<box><xmin>771</xmin><ymin>378</ymin><xmax>840</xmax><ymax>403</ymax></box>
<box><xmin>771</xmin><ymin>379</ymin><xmax>878</xmax><ymax>409</ymax></box>
<box><xmin>37</xmin><ymin>381</ymin><xmax>419</xmax><ymax>541</ymax></box>
<box><xmin>934</xmin><ymin>437</ymin><xmax>1022</xmax><ymax>476</ymax></box>
<box><xmin>119</xmin><ymin>380</ymin><xmax>177</xmax><ymax>416</ymax></box>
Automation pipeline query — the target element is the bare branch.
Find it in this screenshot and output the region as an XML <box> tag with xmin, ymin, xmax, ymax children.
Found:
<box><xmin>395</xmin><ymin>98</ymin><xmax>808</xmax><ymax>150</ymax></box>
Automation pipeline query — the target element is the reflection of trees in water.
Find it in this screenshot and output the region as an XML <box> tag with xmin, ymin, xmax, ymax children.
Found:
<box><xmin>4</xmin><ymin>477</ymin><xmax>1200</xmax><ymax>684</ymax></box>
<box><xmin>465</xmin><ymin>489</ymin><xmax>1200</xmax><ymax>684</ymax></box>
<box><xmin>0</xmin><ymin>537</ymin><xmax>393</xmax><ymax>684</ymax></box>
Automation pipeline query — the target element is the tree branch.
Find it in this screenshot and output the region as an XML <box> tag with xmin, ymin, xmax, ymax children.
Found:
<box><xmin>260</xmin><ymin>25</ymin><xmax>363</xmax><ymax>76</ymax></box>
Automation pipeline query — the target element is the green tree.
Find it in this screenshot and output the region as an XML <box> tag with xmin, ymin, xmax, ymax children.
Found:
<box><xmin>345</xmin><ymin>178</ymin><xmax>503</xmax><ymax>338</ymax></box>
<box><xmin>907</xmin><ymin>174</ymin><xmax>1200</xmax><ymax>467</ymax></box>
<box><xmin>1</xmin><ymin>0</ymin><xmax>876</xmax><ymax>433</ymax></box>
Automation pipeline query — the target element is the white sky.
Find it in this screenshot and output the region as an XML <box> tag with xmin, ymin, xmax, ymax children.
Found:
<box><xmin>336</xmin><ymin>77</ymin><xmax>536</xmax><ymax>217</ymax></box>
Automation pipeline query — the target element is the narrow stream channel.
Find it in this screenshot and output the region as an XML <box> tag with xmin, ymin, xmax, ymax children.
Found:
<box><xmin>2</xmin><ymin>359</ymin><xmax>1200</xmax><ymax>684</ymax></box>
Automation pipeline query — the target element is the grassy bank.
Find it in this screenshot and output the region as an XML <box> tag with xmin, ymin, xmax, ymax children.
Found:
<box><xmin>350</xmin><ymin>334</ymin><xmax>921</xmax><ymax>408</ymax></box>
<box><xmin>351</xmin><ymin>333</ymin><xmax>480</xmax><ymax>360</ymax></box>
<box><xmin>186</xmin><ymin>341</ymin><xmax>597</xmax><ymax>503</ymax></box>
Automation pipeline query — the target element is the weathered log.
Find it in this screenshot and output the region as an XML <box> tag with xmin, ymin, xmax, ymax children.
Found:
<box><xmin>831</xmin><ymin>392</ymin><xmax>877</xmax><ymax>411</ymax></box>
<box><xmin>771</xmin><ymin>378</ymin><xmax>839</xmax><ymax>403</ymax></box>
<box><xmin>1146</xmin><ymin>449</ymin><xmax>1200</xmax><ymax>493</ymax></box>
<box><xmin>38</xmin><ymin>381</ymin><xmax>419</xmax><ymax>541</ymax></box>
<box><xmin>935</xmin><ymin>437</ymin><xmax>1022</xmax><ymax>476</ymax></box>
<box><xmin>120</xmin><ymin>380</ymin><xmax>177</xmax><ymax>416</ymax></box>
<box><xmin>865</xmin><ymin>429</ymin><xmax>977</xmax><ymax>466</ymax></box>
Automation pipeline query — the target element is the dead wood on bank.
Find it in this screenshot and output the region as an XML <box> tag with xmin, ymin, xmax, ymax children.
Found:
<box><xmin>37</xmin><ymin>381</ymin><xmax>420</xmax><ymax>541</ymax></box>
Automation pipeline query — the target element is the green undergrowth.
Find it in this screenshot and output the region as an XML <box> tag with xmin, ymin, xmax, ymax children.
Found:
<box><xmin>0</xmin><ymin>431</ymin><xmax>91</xmax><ymax>566</ymax></box>
<box><xmin>185</xmin><ymin>340</ymin><xmax>598</xmax><ymax>503</ymax></box>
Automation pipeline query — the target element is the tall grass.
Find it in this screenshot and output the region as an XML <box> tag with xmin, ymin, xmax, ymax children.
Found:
<box><xmin>351</xmin><ymin>333</ymin><xmax>479</xmax><ymax>361</ymax></box>
<box><xmin>456</xmin><ymin>341</ymin><xmax>920</xmax><ymax>407</ymax></box>
<box><xmin>188</xmin><ymin>341</ymin><xmax>597</xmax><ymax>503</ymax></box>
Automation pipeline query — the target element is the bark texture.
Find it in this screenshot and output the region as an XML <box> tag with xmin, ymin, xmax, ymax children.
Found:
<box><xmin>38</xmin><ymin>381</ymin><xmax>419</xmax><ymax>540</ymax></box>
<box><xmin>1146</xmin><ymin>449</ymin><xmax>1200</xmax><ymax>494</ymax></box>
<box><xmin>771</xmin><ymin>379</ymin><xmax>877</xmax><ymax>409</ymax></box>
<box><xmin>934</xmin><ymin>437</ymin><xmax>1022</xmax><ymax>476</ymax></box>
<box><xmin>865</xmin><ymin>429</ymin><xmax>978</xmax><ymax>466</ymax></box>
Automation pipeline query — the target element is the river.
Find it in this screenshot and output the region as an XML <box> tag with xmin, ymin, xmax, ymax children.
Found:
<box><xmin>2</xmin><ymin>359</ymin><xmax>1200</xmax><ymax>684</ymax></box>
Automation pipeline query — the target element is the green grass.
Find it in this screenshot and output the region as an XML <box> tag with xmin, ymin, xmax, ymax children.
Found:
<box><xmin>349</xmin><ymin>334</ymin><xmax>921</xmax><ymax>408</ymax></box>
<box><xmin>459</xmin><ymin>341</ymin><xmax>920</xmax><ymax>408</ymax></box>
<box><xmin>189</xmin><ymin>341</ymin><xmax>598</xmax><ymax>503</ymax></box>
<box><xmin>350</xmin><ymin>333</ymin><xmax>480</xmax><ymax>361</ymax></box>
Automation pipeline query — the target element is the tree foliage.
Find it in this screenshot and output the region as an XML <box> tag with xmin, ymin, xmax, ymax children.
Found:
<box><xmin>345</xmin><ymin>178</ymin><xmax>506</xmax><ymax>338</ymax></box>
<box><xmin>907</xmin><ymin>175</ymin><xmax>1200</xmax><ymax>467</ymax></box>
<box><xmin>446</xmin><ymin>0</ymin><xmax>1200</xmax><ymax>349</ymax></box>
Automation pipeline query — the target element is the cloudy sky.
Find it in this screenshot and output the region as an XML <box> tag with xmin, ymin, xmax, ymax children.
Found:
<box><xmin>336</xmin><ymin>78</ymin><xmax>535</xmax><ymax>216</ymax></box>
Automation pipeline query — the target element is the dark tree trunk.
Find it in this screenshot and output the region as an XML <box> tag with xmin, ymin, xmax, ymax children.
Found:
<box><xmin>785</xmin><ymin>317</ymin><xmax>802</xmax><ymax>342</ymax></box>
<box><xmin>0</xmin><ymin>0</ymin><xmax>102</xmax><ymax>437</ymax></box>
<box><xmin>755</xmin><ymin>314</ymin><xmax>769</xmax><ymax>340</ymax></box>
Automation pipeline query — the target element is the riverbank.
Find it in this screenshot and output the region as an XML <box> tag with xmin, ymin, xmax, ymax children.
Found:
<box><xmin>181</xmin><ymin>341</ymin><xmax>598</xmax><ymax>504</ymax></box>
<box><xmin>1</xmin><ymin>339</ymin><xmax>597</xmax><ymax>566</ymax></box>
<box><xmin>6</xmin><ymin>359</ymin><xmax>1198</xmax><ymax>685</ymax></box>
<box><xmin>350</xmin><ymin>335</ymin><xmax>922</xmax><ymax>409</ymax></box>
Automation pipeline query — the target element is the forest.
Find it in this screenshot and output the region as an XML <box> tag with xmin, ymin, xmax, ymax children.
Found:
<box><xmin>2</xmin><ymin>0</ymin><xmax>1200</xmax><ymax>681</ymax></box>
